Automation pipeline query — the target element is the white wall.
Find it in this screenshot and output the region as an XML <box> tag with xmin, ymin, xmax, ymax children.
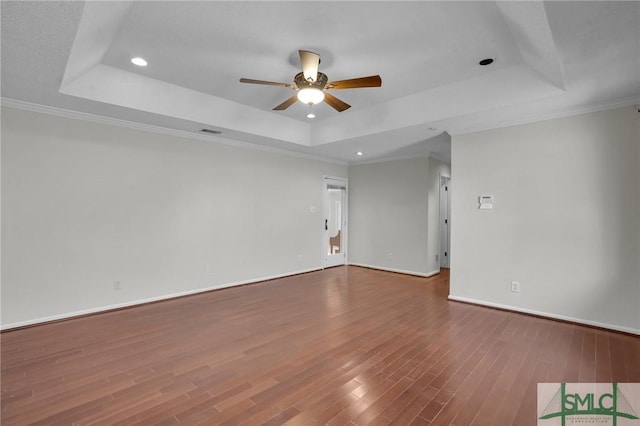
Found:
<box><xmin>1</xmin><ymin>106</ymin><xmax>346</xmax><ymax>327</ymax></box>
<box><xmin>450</xmin><ymin>106</ymin><xmax>640</xmax><ymax>333</ymax></box>
<box><xmin>348</xmin><ymin>156</ymin><xmax>449</xmax><ymax>276</ymax></box>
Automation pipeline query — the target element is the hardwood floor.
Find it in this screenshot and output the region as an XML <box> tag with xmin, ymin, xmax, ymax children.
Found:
<box><xmin>1</xmin><ymin>266</ymin><xmax>639</xmax><ymax>425</ymax></box>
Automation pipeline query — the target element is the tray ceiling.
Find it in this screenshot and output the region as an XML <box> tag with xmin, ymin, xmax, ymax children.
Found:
<box><xmin>2</xmin><ymin>1</ymin><xmax>638</xmax><ymax>163</ymax></box>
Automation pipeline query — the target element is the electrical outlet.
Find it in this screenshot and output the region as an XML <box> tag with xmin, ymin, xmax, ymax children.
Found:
<box><xmin>205</xmin><ymin>267</ymin><xmax>213</xmax><ymax>276</ymax></box>
<box><xmin>511</xmin><ymin>281</ymin><xmax>520</xmax><ymax>293</ymax></box>
<box><xmin>435</xmin><ymin>254</ymin><xmax>439</xmax><ymax>262</ymax></box>
<box><xmin>114</xmin><ymin>280</ymin><xmax>121</xmax><ymax>290</ymax></box>
<box><xmin>297</xmin><ymin>254</ymin><xmax>303</xmax><ymax>262</ymax></box>
<box><xmin>388</xmin><ymin>253</ymin><xmax>393</xmax><ymax>260</ymax></box>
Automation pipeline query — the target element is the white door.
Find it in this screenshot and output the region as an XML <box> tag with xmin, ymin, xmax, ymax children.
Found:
<box><xmin>324</xmin><ymin>177</ymin><xmax>347</xmax><ymax>268</ymax></box>
<box><xmin>439</xmin><ymin>176</ymin><xmax>451</xmax><ymax>268</ymax></box>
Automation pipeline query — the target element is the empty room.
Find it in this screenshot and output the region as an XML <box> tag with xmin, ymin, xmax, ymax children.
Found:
<box><xmin>1</xmin><ymin>1</ymin><xmax>639</xmax><ymax>425</ymax></box>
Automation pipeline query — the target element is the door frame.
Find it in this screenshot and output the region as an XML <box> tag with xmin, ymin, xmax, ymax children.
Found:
<box><xmin>323</xmin><ymin>176</ymin><xmax>348</xmax><ymax>268</ymax></box>
<box><xmin>439</xmin><ymin>174</ymin><xmax>451</xmax><ymax>268</ymax></box>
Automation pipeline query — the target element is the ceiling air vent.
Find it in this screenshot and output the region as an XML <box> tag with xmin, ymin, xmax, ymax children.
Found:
<box><xmin>200</xmin><ymin>128</ymin><xmax>222</xmax><ymax>135</ymax></box>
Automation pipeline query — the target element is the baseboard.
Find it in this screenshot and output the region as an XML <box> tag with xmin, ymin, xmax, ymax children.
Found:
<box><xmin>348</xmin><ymin>262</ymin><xmax>440</xmax><ymax>278</ymax></box>
<box><xmin>448</xmin><ymin>295</ymin><xmax>640</xmax><ymax>336</ymax></box>
<box><xmin>0</xmin><ymin>267</ymin><xmax>322</xmax><ymax>331</ymax></box>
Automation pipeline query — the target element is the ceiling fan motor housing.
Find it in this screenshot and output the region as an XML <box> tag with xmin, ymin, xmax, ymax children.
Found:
<box><xmin>294</xmin><ymin>72</ymin><xmax>328</xmax><ymax>90</ymax></box>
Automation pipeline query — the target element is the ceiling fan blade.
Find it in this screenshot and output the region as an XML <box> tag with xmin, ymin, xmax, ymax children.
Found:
<box><xmin>299</xmin><ymin>50</ymin><xmax>320</xmax><ymax>82</ymax></box>
<box><xmin>324</xmin><ymin>93</ymin><xmax>351</xmax><ymax>112</ymax></box>
<box><xmin>326</xmin><ymin>75</ymin><xmax>382</xmax><ymax>90</ymax></box>
<box><xmin>273</xmin><ymin>95</ymin><xmax>299</xmax><ymax>111</ymax></box>
<box><xmin>240</xmin><ymin>78</ymin><xmax>294</xmax><ymax>88</ymax></box>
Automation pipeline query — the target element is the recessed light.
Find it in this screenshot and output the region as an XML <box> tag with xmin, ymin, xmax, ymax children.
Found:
<box><xmin>479</xmin><ymin>58</ymin><xmax>494</xmax><ymax>66</ymax></box>
<box><xmin>306</xmin><ymin>113</ymin><xmax>316</xmax><ymax>119</ymax></box>
<box><xmin>428</xmin><ymin>127</ymin><xmax>437</xmax><ymax>131</ymax></box>
<box><xmin>131</xmin><ymin>57</ymin><xmax>148</xmax><ymax>67</ymax></box>
<box><xmin>356</xmin><ymin>151</ymin><xmax>363</xmax><ymax>156</ymax></box>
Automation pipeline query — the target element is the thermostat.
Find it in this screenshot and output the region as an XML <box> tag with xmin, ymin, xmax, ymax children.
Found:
<box><xmin>479</xmin><ymin>195</ymin><xmax>493</xmax><ymax>209</ymax></box>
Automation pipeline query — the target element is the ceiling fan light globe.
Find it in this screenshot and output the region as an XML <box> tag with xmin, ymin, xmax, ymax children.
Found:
<box><xmin>297</xmin><ymin>88</ymin><xmax>325</xmax><ymax>105</ymax></box>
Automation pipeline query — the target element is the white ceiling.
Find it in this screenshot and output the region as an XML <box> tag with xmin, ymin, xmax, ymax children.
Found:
<box><xmin>2</xmin><ymin>1</ymin><xmax>639</xmax><ymax>164</ymax></box>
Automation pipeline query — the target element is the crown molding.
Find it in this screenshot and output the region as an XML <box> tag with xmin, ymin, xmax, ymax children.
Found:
<box><xmin>447</xmin><ymin>96</ymin><xmax>640</xmax><ymax>136</ymax></box>
<box><xmin>0</xmin><ymin>98</ymin><xmax>347</xmax><ymax>166</ymax></box>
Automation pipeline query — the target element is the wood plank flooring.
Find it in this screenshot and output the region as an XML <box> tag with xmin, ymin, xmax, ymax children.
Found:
<box><xmin>1</xmin><ymin>266</ymin><xmax>639</xmax><ymax>425</ymax></box>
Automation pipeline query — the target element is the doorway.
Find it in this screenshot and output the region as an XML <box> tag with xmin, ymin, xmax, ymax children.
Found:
<box><xmin>439</xmin><ymin>176</ymin><xmax>451</xmax><ymax>268</ymax></box>
<box><xmin>323</xmin><ymin>177</ymin><xmax>347</xmax><ymax>268</ymax></box>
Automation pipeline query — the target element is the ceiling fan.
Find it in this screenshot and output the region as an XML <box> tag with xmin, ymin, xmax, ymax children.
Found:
<box><xmin>239</xmin><ymin>50</ymin><xmax>382</xmax><ymax>112</ymax></box>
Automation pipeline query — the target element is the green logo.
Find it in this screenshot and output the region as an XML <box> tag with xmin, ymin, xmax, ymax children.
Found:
<box><xmin>538</xmin><ymin>383</ymin><xmax>639</xmax><ymax>426</ymax></box>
